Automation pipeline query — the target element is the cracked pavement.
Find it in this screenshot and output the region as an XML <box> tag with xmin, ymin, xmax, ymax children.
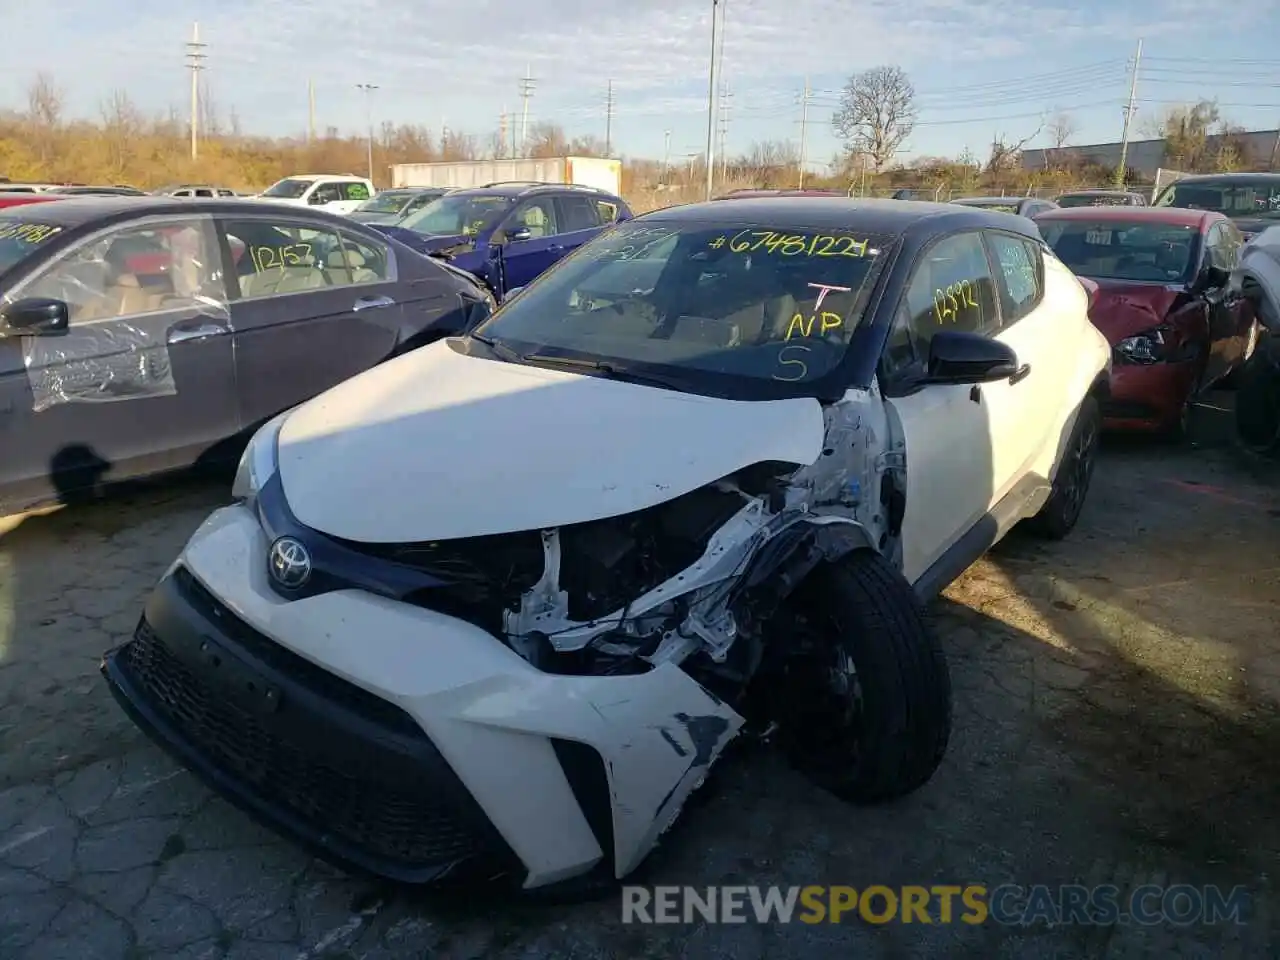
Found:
<box><xmin>1</xmin><ymin>395</ymin><xmax>1278</xmax><ymax>958</ymax></box>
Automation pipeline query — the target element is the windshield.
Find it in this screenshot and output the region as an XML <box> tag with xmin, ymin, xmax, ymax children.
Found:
<box><xmin>1057</xmin><ymin>194</ymin><xmax>1133</xmax><ymax>208</ymax></box>
<box><xmin>261</xmin><ymin>178</ymin><xmax>313</xmax><ymax>199</ymax></box>
<box><xmin>357</xmin><ymin>192</ymin><xmax>413</xmax><ymax>214</ymax></box>
<box><xmin>472</xmin><ymin>220</ymin><xmax>889</xmax><ymax>391</ymax></box>
<box><xmin>398</xmin><ymin>194</ymin><xmax>513</xmax><ymax>235</ymax></box>
<box><xmin>1154</xmin><ymin>178</ymin><xmax>1280</xmax><ymax>219</ymax></box>
<box><xmin>0</xmin><ymin>218</ymin><xmax>64</xmax><ymax>274</ymax></box>
<box><xmin>1039</xmin><ymin>219</ymin><xmax>1198</xmax><ymax>283</ymax></box>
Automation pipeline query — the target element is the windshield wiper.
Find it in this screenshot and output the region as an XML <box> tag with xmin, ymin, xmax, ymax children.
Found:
<box><xmin>468</xmin><ymin>333</ymin><xmax>523</xmax><ymax>362</ymax></box>
<box><xmin>518</xmin><ymin>352</ymin><xmax>684</xmax><ymax>389</ymax></box>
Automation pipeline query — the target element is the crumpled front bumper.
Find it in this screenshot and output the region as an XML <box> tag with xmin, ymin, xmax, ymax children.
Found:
<box><xmin>102</xmin><ymin>504</ymin><xmax>743</xmax><ymax>889</ymax></box>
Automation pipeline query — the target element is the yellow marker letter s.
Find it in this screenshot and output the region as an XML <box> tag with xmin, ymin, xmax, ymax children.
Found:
<box><xmin>774</xmin><ymin>344</ymin><xmax>810</xmax><ymax>381</ymax></box>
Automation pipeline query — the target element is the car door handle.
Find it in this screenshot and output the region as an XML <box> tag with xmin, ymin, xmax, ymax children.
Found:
<box><xmin>547</xmin><ymin>243</ymin><xmax>564</xmax><ymax>252</ymax></box>
<box><xmin>167</xmin><ymin>322</ymin><xmax>228</xmax><ymax>344</ymax></box>
<box><xmin>1009</xmin><ymin>363</ymin><xmax>1032</xmax><ymax>385</ymax></box>
<box><xmin>352</xmin><ymin>295</ymin><xmax>395</xmax><ymax>312</ymax></box>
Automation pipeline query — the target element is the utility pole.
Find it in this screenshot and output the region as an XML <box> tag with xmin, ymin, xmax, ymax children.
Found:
<box><xmin>185</xmin><ymin>22</ymin><xmax>206</xmax><ymax>161</ymax></box>
<box><xmin>662</xmin><ymin>129</ymin><xmax>672</xmax><ymax>186</ymax></box>
<box><xmin>499</xmin><ymin>108</ymin><xmax>508</xmax><ymax>160</ymax></box>
<box><xmin>1114</xmin><ymin>38</ymin><xmax>1143</xmax><ymax>188</ymax></box>
<box><xmin>356</xmin><ymin>83</ymin><xmax>378</xmax><ymax>183</ymax></box>
<box><xmin>518</xmin><ymin>67</ymin><xmax>536</xmax><ymax>157</ymax></box>
<box><xmin>716</xmin><ymin>0</ymin><xmax>730</xmax><ymax>183</ymax></box>
<box><xmin>703</xmin><ymin>0</ymin><xmax>720</xmax><ymax>200</ymax></box>
<box><xmin>719</xmin><ymin>86</ymin><xmax>732</xmax><ymax>183</ymax></box>
<box><xmin>798</xmin><ymin>76</ymin><xmax>811</xmax><ymax>189</ymax></box>
<box><xmin>605</xmin><ymin>79</ymin><xmax>615</xmax><ymax>157</ymax></box>
<box><xmin>307</xmin><ymin>79</ymin><xmax>315</xmax><ymax>145</ymax></box>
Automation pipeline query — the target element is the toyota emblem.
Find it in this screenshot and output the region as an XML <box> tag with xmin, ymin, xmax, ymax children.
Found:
<box><xmin>268</xmin><ymin>536</ymin><xmax>312</xmax><ymax>589</ymax></box>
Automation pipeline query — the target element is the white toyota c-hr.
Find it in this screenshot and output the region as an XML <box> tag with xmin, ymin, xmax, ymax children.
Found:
<box><xmin>102</xmin><ymin>198</ymin><xmax>1111</xmax><ymax>897</ymax></box>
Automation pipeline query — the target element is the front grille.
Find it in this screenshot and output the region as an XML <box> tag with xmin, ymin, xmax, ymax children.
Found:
<box><xmin>172</xmin><ymin>567</ymin><xmax>420</xmax><ymax>737</ymax></box>
<box><xmin>120</xmin><ymin>618</ymin><xmax>485</xmax><ymax>867</ymax></box>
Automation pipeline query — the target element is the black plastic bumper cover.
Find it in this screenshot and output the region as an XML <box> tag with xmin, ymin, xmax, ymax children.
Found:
<box><xmin>100</xmin><ymin>566</ymin><xmax>524</xmax><ymax>885</ymax></box>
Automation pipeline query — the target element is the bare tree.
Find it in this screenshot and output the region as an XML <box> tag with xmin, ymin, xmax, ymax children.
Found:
<box><xmin>739</xmin><ymin>140</ymin><xmax>799</xmax><ymax>187</ymax></box>
<box><xmin>99</xmin><ymin>91</ymin><xmax>143</xmax><ymax>179</ymax></box>
<box><xmin>25</xmin><ymin>73</ymin><xmax>64</xmax><ymax>166</ymax></box>
<box><xmin>1046</xmin><ymin>111</ymin><xmax>1078</xmax><ymax>169</ymax></box>
<box><xmin>832</xmin><ymin>65</ymin><xmax>917</xmax><ymax>172</ymax></box>
<box><xmin>985</xmin><ymin>125</ymin><xmax>1043</xmax><ymax>189</ymax></box>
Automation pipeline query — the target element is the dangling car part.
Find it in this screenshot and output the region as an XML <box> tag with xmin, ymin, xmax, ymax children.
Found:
<box><xmin>1236</xmin><ymin>226</ymin><xmax>1280</xmax><ymax>457</ymax></box>
<box><xmin>101</xmin><ymin>199</ymin><xmax>1111</xmax><ymax>896</ymax></box>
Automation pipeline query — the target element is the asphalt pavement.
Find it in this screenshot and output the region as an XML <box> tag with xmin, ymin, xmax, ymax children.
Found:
<box><xmin>0</xmin><ymin>395</ymin><xmax>1277</xmax><ymax>959</ymax></box>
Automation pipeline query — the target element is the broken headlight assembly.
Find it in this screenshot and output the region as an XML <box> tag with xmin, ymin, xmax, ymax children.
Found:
<box><xmin>1114</xmin><ymin>327</ymin><xmax>1168</xmax><ymax>365</ymax></box>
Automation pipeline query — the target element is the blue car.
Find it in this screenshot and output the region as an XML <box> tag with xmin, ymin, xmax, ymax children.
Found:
<box><xmin>369</xmin><ymin>181</ymin><xmax>632</xmax><ymax>300</ymax></box>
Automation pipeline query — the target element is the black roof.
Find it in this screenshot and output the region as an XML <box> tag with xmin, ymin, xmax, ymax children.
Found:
<box><xmin>1057</xmin><ymin>188</ymin><xmax>1142</xmax><ymax>196</ymax></box>
<box><xmin>634</xmin><ymin>196</ymin><xmax>1037</xmax><ymax>238</ymax></box>
<box><xmin>0</xmin><ymin>196</ymin><xmax>376</xmax><ymax>230</ymax></box>
<box><xmin>950</xmin><ymin>196</ymin><xmax>1028</xmax><ymax>206</ymax></box>
<box><xmin>1172</xmin><ymin>171</ymin><xmax>1280</xmax><ymax>181</ymax></box>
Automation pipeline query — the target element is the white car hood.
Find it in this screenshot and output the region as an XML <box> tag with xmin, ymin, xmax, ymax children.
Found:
<box><xmin>276</xmin><ymin>341</ymin><xmax>826</xmax><ymax>543</ymax></box>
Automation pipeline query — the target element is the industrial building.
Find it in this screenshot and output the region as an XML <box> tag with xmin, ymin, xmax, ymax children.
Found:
<box><xmin>1022</xmin><ymin>129</ymin><xmax>1280</xmax><ymax>178</ymax></box>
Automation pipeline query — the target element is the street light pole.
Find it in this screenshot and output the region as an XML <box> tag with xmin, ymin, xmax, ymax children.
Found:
<box><xmin>356</xmin><ymin>83</ymin><xmax>378</xmax><ymax>183</ymax></box>
<box><xmin>703</xmin><ymin>0</ymin><xmax>719</xmax><ymax>200</ymax></box>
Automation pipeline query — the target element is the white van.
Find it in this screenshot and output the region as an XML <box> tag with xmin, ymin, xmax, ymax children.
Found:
<box><xmin>251</xmin><ymin>174</ymin><xmax>376</xmax><ymax>214</ymax></box>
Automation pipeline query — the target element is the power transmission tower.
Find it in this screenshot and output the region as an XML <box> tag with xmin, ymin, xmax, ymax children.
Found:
<box><xmin>499</xmin><ymin>108</ymin><xmax>508</xmax><ymax>159</ymax></box>
<box><xmin>718</xmin><ymin>86</ymin><xmax>732</xmax><ymax>183</ymax></box>
<box><xmin>1114</xmin><ymin>38</ymin><xmax>1143</xmax><ymax>188</ymax></box>
<box><xmin>662</xmin><ymin>129</ymin><xmax>672</xmax><ymax>186</ymax></box>
<box><xmin>185</xmin><ymin>22</ymin><xmax>206</xmax><ymax>161</ymax></box>
<box><xmin>797</xmin><ymin>76</ymin><xmax>811</xmax><ymax>189</ymax></box>
<box><xmin>605</xmin><ymin>79</ymin><xmax>615</xmax><ymax>157</ymax></box>
<box><xmin>518</xmin><ymin>67</ymin><xmax>536</xmax><ymax>157</ymax></box>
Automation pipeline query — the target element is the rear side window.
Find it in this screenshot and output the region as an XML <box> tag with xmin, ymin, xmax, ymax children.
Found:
<box><xmin>986</xmin><ymin>232</ymin><xmax>1044</xmax><ymax>327</ymax></box>
<box><xmin>558</xmin><ymin>195</ymin><xmax>603</xmax><ymax>232</ymax></box>
<box><xmin>340</xmin><ymin>182</ymin><xmax>372</xmax><ymax>202</ymax></box>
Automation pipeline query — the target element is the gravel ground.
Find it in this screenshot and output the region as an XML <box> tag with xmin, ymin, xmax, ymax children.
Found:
<box><xmin>0</xmin><ymin>394</ymin><xmax>1278</xmax><ymax>959</ymax></box>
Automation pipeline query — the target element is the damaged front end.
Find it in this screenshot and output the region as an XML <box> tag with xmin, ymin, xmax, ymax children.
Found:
<box><xmin>103</xmin><ymin>373</ymin><xmax>906</xmax><ymax>891</ymax></box>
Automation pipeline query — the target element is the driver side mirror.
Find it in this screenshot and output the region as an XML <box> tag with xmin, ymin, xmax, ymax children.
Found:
<box><xmin>923</xmin><ymin>330</ymin><xmax>1019</xmax><ymax>385</ymax></box>
<box><xmin>0</xmin><ymin>297</ymin><xmax>69</xmax><ymax>337</ymax></box>
<box><xmin>505</xmin><ymin>226</ymin><xmax>532</xmax><ymax>244</ymax></box>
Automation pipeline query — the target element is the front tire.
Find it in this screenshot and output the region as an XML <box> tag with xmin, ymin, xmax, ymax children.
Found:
<box><xmin>768</xmin><ymin>551</ymin><xmax>951</xmax><ymax>804</ymax></box>
<box><xmin>1027</xmin><ymin>396</ymin><xmax>1100</xmax><ymax>540</ymax></box>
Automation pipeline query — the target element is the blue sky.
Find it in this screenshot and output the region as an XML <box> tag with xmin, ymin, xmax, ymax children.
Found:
<box><xmin>3</xmin><ymin>0</ymin><xmax>1278</xmax><ymax>170</ymax></box>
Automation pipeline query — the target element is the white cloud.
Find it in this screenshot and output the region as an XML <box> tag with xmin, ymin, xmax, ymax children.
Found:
<box><xmin>1</xmin><ymin>0</ymin><xmax>1271</xmax><ymax>154</ymax></box>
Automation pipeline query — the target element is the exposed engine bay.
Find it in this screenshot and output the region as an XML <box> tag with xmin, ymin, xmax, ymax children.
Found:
<box><xmin>397</xmin><ymin>387</ymin><xmax>903</xmax><ymax>700</ymax></box>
